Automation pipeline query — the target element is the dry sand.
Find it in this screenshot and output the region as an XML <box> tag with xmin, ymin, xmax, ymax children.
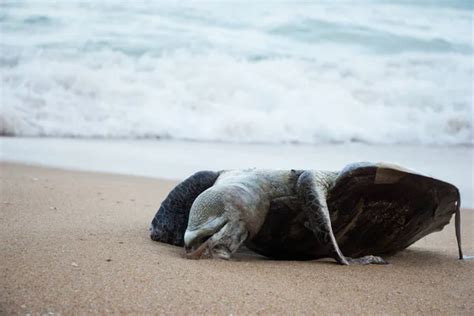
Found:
<box><xmin>1</xmin><ymin>162</ymin><xmax>473</xmax><ymax>314</ymax></box>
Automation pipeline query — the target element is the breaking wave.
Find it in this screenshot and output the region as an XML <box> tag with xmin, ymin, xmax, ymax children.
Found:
<box><xmin>1</xmin><ymin>1</ymin><xmax>472</xmax><ymax>145</ymax></box>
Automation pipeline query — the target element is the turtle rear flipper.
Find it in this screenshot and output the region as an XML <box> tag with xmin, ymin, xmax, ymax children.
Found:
<box><xmin>327</xmin><ymin>162</ymin><xmax>461</xmax><ymax>258</ymax></box>
<box><xmin>150</xmin><ymin>171</ymin><xmax>220</xmax><ymax>246</ymax></box>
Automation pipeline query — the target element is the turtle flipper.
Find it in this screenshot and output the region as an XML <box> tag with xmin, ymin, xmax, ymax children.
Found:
<box><xmin>297</xmin><ymin>170</ymin><xmax>385</xmax><ymax>265</ymax></box>
<box><xmin>150</xmin><ymin>171</ymin><xmax>220</xmax><ymax>246</ymax></box>
<box><xmin>327</xmin><ymin>162</ymin><xmax>461</xmax><ymax>258</ymax></box>
<box><xmin>345</xmin><ymin>255</ymin><xmax>387</xmax><ymax>265</ymax></box>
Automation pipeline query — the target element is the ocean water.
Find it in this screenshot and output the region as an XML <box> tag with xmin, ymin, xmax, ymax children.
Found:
<box><xmin>1</xmin><ymin>0</ymin><xmax>473</xmax><ymax>145</ymax></box>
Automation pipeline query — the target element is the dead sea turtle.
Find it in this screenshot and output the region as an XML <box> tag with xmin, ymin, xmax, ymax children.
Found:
<box><xmin>150</xmin><ymin>162</ymin><xmax>464</xmax><ymax>265</ymax></box>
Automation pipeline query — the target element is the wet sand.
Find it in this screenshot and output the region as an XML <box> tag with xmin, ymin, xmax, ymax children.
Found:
<box><xmin>1</xmin><ymin>163</ymin><xmax>473</xmax><ymax>314</ymax></box>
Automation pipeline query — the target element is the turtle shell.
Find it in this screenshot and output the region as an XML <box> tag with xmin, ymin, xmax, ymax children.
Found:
<box><xmin>246</xmin><ymin>163</ymin><xmax>460</xmax><ymax>260</ymax></box>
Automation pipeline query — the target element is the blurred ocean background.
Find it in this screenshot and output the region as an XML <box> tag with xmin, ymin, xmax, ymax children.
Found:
<box><xmin>1</xmin><ymin>0</ymin><xmax>473</xmax><ymax>145</ymax></box>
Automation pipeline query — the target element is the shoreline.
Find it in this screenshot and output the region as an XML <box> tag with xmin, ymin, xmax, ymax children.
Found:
<box><xmin>1</xmin><ymin>162</ymin><xmax>473</xmax><ymax>314</ymax></box>
<box><xmin>2</xmin><ymin>137</ymin><xmax>473</xmax><ymax>207</ymax></box>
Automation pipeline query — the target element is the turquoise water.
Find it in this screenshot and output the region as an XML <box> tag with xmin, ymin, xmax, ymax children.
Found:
<box><xmin>1</xmin><ymin>1</ymin><xmax>472</xmax><ymax>144</ymax></box>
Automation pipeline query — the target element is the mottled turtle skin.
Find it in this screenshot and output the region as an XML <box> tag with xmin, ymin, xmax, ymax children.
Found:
<box><xmin>150</xmin><ymin>162</ymin><xmax>463</xmax><ymax>264</ymax></box>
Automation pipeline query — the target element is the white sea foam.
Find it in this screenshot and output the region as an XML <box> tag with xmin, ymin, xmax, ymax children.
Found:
<box><xmin>1</xmin><ymin>1</ymin><xmax>472</xmax><ymax>145</ymax></box>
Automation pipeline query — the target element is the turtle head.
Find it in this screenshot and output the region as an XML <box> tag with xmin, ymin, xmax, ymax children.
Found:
<box><xmin>184</xmin><ymin>216</ymin><xmax>228</xmax><ymax>259</ymax></box>
<box><xmin>184</xmin><ymin>217</ymin><xmax>249</xmax><ymax>260</ymax></box>
<box><xmin>183</xmin><ymin>189</ymin><xmax>229</xmax><ymax>259</ymax></box>
<box><xmin>183</xmin><ymin>187</ymin><xmax>249</xmax><ymax>259</ymax></box>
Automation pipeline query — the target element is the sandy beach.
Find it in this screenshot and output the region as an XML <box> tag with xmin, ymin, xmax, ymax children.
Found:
<box><xmin>2</xmin><ymin>1</ymin><xmax>472</xmax><ymax>314</ymax></box>
<box><xmin>1</xmin><ymin>162</ymin><xmax>473</xmax><ymax>314</ymax></box>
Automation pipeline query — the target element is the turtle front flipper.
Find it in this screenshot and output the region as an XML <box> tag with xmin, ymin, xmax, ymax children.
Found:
<box><xmin>297</xmin><ymin>170</ymin><xmax>387</xmax><ymax>265</ymax></box>
<box><xmin>150</xmin><ymin>170</ymin><xmax>221</xmax><ymax>246</ymax></box>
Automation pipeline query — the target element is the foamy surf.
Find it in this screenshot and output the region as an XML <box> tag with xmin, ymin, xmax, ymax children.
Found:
<box><xmin>1</xmin><ymin>1</ymin><xmax>472</xmax><ymax>145</ymax></box>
